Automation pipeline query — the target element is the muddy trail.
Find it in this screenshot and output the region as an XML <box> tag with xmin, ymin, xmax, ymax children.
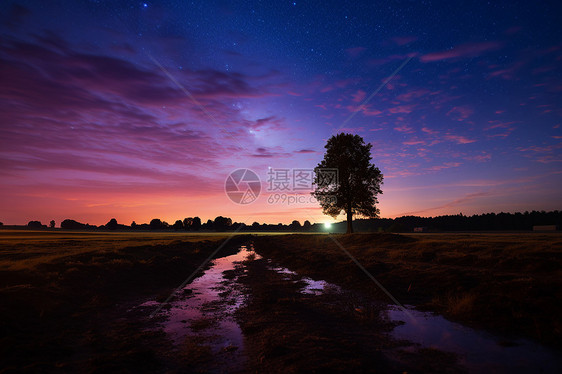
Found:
<box><xmin>135</xmin><ymin>244</ymin><xmax>562</xmax><ymax>373</ymax></box>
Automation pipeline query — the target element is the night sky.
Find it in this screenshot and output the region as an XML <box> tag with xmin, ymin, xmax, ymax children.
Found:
<box><xmin>1</xmin><ymin>0</ymin><xmax>561</xmax><ymax>226</ymax></box>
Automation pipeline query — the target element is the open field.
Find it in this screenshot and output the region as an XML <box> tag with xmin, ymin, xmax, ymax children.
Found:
<box><xmin>252</xmin><ymin>232</ymin><xmax>562</xmax><ymax>347</ymax></box>
<box><xmin>1</xmin><ymin>230</ymin><xmax>561</xmax><ymax>372</ymax></box>
<box><xmin>0</xmin><ymin>230</ymin><xmax>250</xmax><ymax>372</ymax></box>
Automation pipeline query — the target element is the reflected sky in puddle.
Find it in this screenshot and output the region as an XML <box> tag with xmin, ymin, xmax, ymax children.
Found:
<box><xmin>139</xmin><ymin>246</ymin><xmax>561</xmax><ymax>373</ymax></box>
<box><xmin>268</xmin><ymin>265</ymin><xmax>342</xmax><ymax>295</ymax></box>
<box><xmin>388</xmin><ymin>306</ymin><xmax>562</xmax><ymax>373</ymax></box>
<box><xmin>140</xmin><ymin>245</ymin><xmax>260</xmax><ymax>368</ymax></box>
<box><xmin>269</xmin><ymin>262</ymin><xmax>562</xmax><ymax>372</ymax></box>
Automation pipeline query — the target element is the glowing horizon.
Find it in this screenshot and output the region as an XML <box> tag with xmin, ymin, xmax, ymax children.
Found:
<box><xmin>1</xmin><ymin>1</ymin><xmax>561</xmax><ymax>226</ymax></box>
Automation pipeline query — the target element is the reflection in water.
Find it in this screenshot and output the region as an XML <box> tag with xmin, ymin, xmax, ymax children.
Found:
<box><xmin>269</xmin><ymin>265</ymin><xmax>342</xmax><ymax>295</ymax></box>
<box><xmin>389</xmin><ymin>307</ymin><xmax>562</xmax><ymax>373</ymax></box>
<box><xmin>269</xmin><ymin>262</ymin><xmax>562</xmax><ymax>373</ymax></box>
<box><xmin>139</xmin><ymin>245</ymin><xmax>561</xmax><ymax>373</ymax></box>
<box><xmin>141</xmin><ymin>245</ymin><xmax>260</xmax><ymax>370</ymax></box>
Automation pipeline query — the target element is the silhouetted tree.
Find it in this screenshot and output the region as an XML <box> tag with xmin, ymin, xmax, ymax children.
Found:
<box><xmin>213</xmin><ymin>216</ymin><xmax>232</xmax><ymax>231</ymax></box>
<box><xmin>149</xmin><ymin>218</ymin><xmax>163</xmax><ymax>230</ymax></box>
<box><xmin>231</xmin><ymin>222</ymin><xmax>245</xmax><ymax>231</ymax></box>
<box><xmin>27</xmin><ymin>220</ymin><xmax>42</xmax><ymax>229</ymax></box>
<box><xmin>192</xmin><ymin>217</ymin><xmax>202</xmax><ymax>231</ymax></box>
<box><xmin>312</xmin><ymin>133</ymin><xmax>383</xmax><ymax>234</ymax></box>
<box><xmin>49</xmin><ymin>220</ymin><xmax>55</xmax><ymax>228</ymax></box>
<box><xmin>251</xmin><ymin>222</ymin><xmax>260</xmax><ymax>229</ymax></box>
<box><xmin>106</xmin><ymin>218</ymin><xmax>118</xmax><ymax>230</ymax></box>
<box><xmin>173</xmin><ymin>220</ymin><xmax>184</xmax><ymax>231</ymax></box>
<box><xmin>289</xmin><ymin>220</ymin><xmax>301</xmax><ymax>230</ymax></box>
<box><xmin>61</xmin><ymin>219</ymin><xmax>87</xmax><ymax>229</ymax></box>
<box><xmin>303</xmin><ymin>220</ymin><xmax>311</xmax><ymax>230</ymax></box>
<box><xmin>131</xmin><ymin>221</ymin><xmax>137</xmax><ymax>228</ymax></box>
<box><xmin>183</xmin><ymin>217</ymin><xmax>192</xmax><ymax>230</ymax></box>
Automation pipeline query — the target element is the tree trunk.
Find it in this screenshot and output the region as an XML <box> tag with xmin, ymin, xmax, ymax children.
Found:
<box><xmin>346</xmin><ymin>209</ymin><xmax>354</xmax><ymax>234</ymax></box>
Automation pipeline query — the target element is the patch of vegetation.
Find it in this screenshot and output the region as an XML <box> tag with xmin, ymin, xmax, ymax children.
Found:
<box><xmin>252</xmin><ymin>232</ymin><xmax>562</xmax><ymax>346</ymax></box>
<box><xmin>0</xmin><ymin>231</ymin><xmax>250</xmax><ymax>372</ymax></box>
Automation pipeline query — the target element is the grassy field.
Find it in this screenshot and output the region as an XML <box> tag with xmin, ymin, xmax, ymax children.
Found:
<box><xmin>1</xmin><ymin>230</ymin><xmax>561</xmax><ymax>372</ymax></box>
<box><xmin>0</xmin><ymin>230</ymin><xmax>242</xmax><ymax>270</ymax></box>
<box><xmin>0</xmin><ymin>230</ymin><xmax>250</xmax><ymax>372</ymax></box>
<box><xmin>234</xmin><ymin>249</ymin><xmax>463</xmax><ymax>373</ymax></box>
<box><xmin>252</xmin><ymin>232</ymin><xmax>562</xmax><ymax>347</ymax></box>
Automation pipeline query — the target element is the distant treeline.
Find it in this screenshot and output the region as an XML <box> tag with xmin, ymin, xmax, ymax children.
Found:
<box><xmin>4</xmin><ymin>210</ymin><xmax>560</xmax><ymax>232</ymax></box>
<box><xmin>347</xmin><ymin>210</ymin><xmax>561</xmax><ymax>233</ymax></box>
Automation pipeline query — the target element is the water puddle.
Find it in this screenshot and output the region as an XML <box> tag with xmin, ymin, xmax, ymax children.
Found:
<box><xmin>137</xmin><ymin>245</ymin><xmax>260</xmax><ymax>370</ymax></box>
<box><xmin>268</xmin><ymin>261</ymin><xmax>562</xmax><ymax>373</ymax></box>
<box><xmin>388</xmin><ymin>306</ymin><xmax>562</xmax><ymax>373</ymax></box>
<box><xmin>137</xmin><ymin>246</ymin><xmax>561</xmax><ymax>373</ymax></box>
<box><xmin>268</xmin><ymin>264</ymin><xmax>342</xmax><ymax>295</ymax></box>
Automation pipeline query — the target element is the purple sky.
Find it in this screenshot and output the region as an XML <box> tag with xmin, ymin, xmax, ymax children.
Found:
<box><xmin>1</xmin><ymin>1</ymin><xmax>561</xmax><ymax>226</ymax></box>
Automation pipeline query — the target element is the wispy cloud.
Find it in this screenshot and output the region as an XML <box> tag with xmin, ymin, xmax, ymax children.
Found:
<box><xmin>398</xmin><ymin>191</ymin><xmax>493</xmax><ymax>216</ymax></box>
<box><xmin>445</xmin><ymin>135</ymin><xmax>476</xmax><ymax>144</ymax></box>
<box><xmin>420</xmin><ymin>41</ymin><xmax>503</xmax><ymax>62</ymax></box>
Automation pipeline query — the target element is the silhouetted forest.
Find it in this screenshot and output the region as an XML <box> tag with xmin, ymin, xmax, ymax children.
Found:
<box><xmin>347</xmin><ymin>210</ymin><xmax>561</xmax><ymax>233</ymax></box>
<box><xmin>3</xmin><ymin>210</ymin><xmax>560</xmax><ymax>232</ymax></box>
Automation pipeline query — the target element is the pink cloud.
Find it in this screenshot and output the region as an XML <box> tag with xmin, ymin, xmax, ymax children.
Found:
<box><xmin>396</xmin><ymin>89</ymin><xmax>430</xmax><ymax>102</ymax></box>
<box><xmin>420</xmin><ymin>41</ymin><xmax>503</xmax><ymax>63</ymax></box>
<box><xmin>472</xmin><ymin>154</ymin><xmax>492</xmax><ymax>162</ymax></box>
<box><xmin>445</xmin><ymin>135</ymin><xmax>476</xmax><ymax>144</ymax></box>
<box><xmin>446</xmin><ymin>106</ymin><xmax>473</xmax><ymax>121</ymax></box>
<box><xmin>351</xmin><ymin>89</ymin><xmax>366</xmax><ymax>102</ymax></box>
<box><xmin>428</xmin><ymin>162</ymin><xmax>462</xmax><ymax>171</ymax></box>
<box><xmin>422</xmin><ymin>127</ymin><xmax>438</xmax><ymax>135</ymax></box>
<box><xmin>394</xmin><ymin>125</ymin><xmax>415</xmax><ymax>133</ymax></box>
<box><xmin>388</xmin><ymin>105</ymin><xmax>415</xmax><ymax>114</ymax></box>
<box><xmin>403</xmin><ymin>140</ymin><xmax>425</xmax><ymax>146</ymax></box>
<box><xmin>398</xmin><ymin>191</ymin><xmax>492</xmax><ymax>216</ymax></box>
<box><xmin>487</xmin><ymin>60</ymin><xmax>527</xmax><ymax>80</ymax></box>
<box><xmin>361</xmin><ymin>107</ymin><xmax>383</xmax><ymax>116</ymax></box>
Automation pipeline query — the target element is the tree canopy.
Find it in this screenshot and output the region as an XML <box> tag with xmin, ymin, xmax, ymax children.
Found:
<box><xmin>312</xmin><ymin>133</ymin><xmax>383</xmax><ymax>233</ymax></box>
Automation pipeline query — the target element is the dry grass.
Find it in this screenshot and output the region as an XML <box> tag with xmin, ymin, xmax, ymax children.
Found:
<box><xmin>235</xmin><ymin>254</ymin><xmax>465</xmax><ymax>373</ymax></box>
<box><xmin>0</xmin><ymin>230</ymin><xmax>238</xmax><ymax>271</ymax></box>
<box><xmin>0</xmin><ymin>230</ymin><xmax>251</xmax><ymax>372</ymax></box>
<box><xmin>252</xmin><ymin>232</ymin><xmax>562</xmax><ymax>346</ymax></box>
<box><xmin>433</xmin><ymin>292</ymin><xmax>477</xmax><ymax>317</ymax></box>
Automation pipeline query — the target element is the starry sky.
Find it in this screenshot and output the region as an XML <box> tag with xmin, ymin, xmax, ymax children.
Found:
<box><xmin>1</xmin><ymin>0</ymin><xmax>561</xmax><ymax>226</ymax></box>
